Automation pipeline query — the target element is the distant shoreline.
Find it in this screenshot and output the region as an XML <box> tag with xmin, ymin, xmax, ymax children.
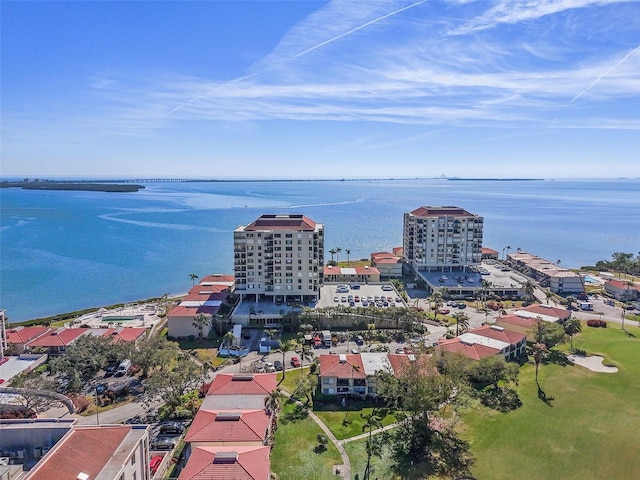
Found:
<box><xmin>0</xmin><ymin>181</ymin><xmax>145</xmax><ymax>192</ymax></box>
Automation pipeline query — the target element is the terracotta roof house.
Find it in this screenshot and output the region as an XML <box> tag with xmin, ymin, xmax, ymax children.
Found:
<box><xmin>495</xmin><ymin>314</ymin><xmax>539</xmax><ymax>342</ymax></box>
<box><xmin>322</xmin><ymin>265</ymin><xmax>381</xmax><ymax>284</ymax></box>
<box><xmin>25</xmin><ymin>327</ymin><xmax>89</xmax><ymax>355</ymax></box>
<box><xmin>371</xmin><ymin>251</ymin><xmax>403</xmax><ymax>279</ymax></box>
<box><xmin>206</xmin><ymin>373</ymin><xmax>277</xmax><ymax>397</ymax></box>
<box><xmin>179</xmin><ymin>445</ymin><xmax>271</xmax><ymax>480</ymax></box>
<box><xmin>168</xmin><ymin>288</ymin><xmax>231</xmax><ymax>340</ymax></box>
<box><xmin>435</xmin><ymin>325</ymin><xmax>526</xmax><ymax>361</ymax></box>
<box><xmin>604</xmin><ymin>279</ymin><xmax>639</xmax><ymax>301</ymax></box>
<box><xmin>5</xmin><ymin>326</ymin><xmax>51</xmax><ymax>355</ymax></box>
<box><xmin>101</xmin><ymin>327</ymin><xmax>147</xmax><ymax>344</ymax></box>
<box><xmin>25</xmin><ymin>425</ymin><xmax>150</xmax><ymax>480</ymax></box>
<box><xmin>481</xmin><ymin>247</ymin><xmax>499</xmax><ymax>260</ymax></box>
<box><xmin>512</xmin><ymin>303</ymin><xmax>571</xmax><ymax>323</ymax></box>
<box><xmin>184</xmin><ymin>409</ymin><xmax>271</xmax><ymax>446</ymax></box>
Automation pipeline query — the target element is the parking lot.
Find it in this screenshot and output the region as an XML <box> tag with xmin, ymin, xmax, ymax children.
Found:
<box><xmin>317</xmin><ymin>283</ymin><xmax>406</xmax><ymax>309</ymax></box>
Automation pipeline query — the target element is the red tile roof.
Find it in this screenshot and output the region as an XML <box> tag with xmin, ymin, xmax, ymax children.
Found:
<box><xmin>207</xmin><ymin>373</ymin><xmax>277</xmax><ymax>396</ymax></box>
<box><xmin>319</xmin><ymin>354</ymin><xmax>366</xmax><ymax>378</ymax></box>
<box><xmin>244</xmin><ymin>214</ymin><xmax>317</xmax><ymax>231</ymax></box>
<box><xmin>184</xmin><ymin>409</ymin><xmax>269</xmax><ymax>443</ymax></box>
<box><xmin>516</xmin><ymin>304</ymin><xmax>571</xmax><ymax>321</ymax></box>
<box><xmin>102</xmin><ymin>327</ymin><xmax>147</xmax><ymax>343</ymax></box>
<box><xmin>606</xmin><ymin>279</ymin><xmax>638</xmax><ymax>290</ymax></box>
<box><xmin>6</xmin><ymin>326</ymin><xmax>50</xmax><ymax>344</ymax></box>
<box><xmin>198</xmin><ymin>274</ymin><xmax>235</xmax><ymax>284</ymax></box>
<box><xmin>435</xmin><ymin>338</ymin><xmax>499</xmax><ymax>360</ymax></box>
<box><xmin>409</xmin><ymin>206</ymin><xmax>475</xmax><ymax>218</ymax></box>
<box><xmin>188</xmin><ymin>285</ymin><xmax>230</xmax><ymax>297</ymax></box>
<box><xmin>179</xmin><ymin>445</ymin><xmax>270</xmax><ymax>480</ymax></box>
<box><xmin>496</xmin><ymin>314</ymin><xmax>537</xmax><ymax>330</ymax></box>
<box><xmin>26</xmin><ymin>327</ymin><xmax>88</xmax><ymax>348</ymax></box>
<box><xmin>469</xmin><ymin>324</ymin><xmax>526</xmax><ymax>345</ymax></box>
<box><xmin>27</xmin><ymin>426</ymin><xmax>131</xmax><ymax>480</ymax></box>
<box><xmin>323</xmin><ymin>266</ymin><xmax>380</xmax><ymax>276</ymax></box>
<box><xmin>387</xmin><ymin>354</ymin><xmax>412</xmax><ymax>374</ymax></box>
<box><xmin>481</xmin><ymin>247</ymin><xmax>499</xmax><ymax>255</ymax></box>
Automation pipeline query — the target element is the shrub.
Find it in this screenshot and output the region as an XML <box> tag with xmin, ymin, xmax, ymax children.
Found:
<box><xmin>586</xmin><ymin>319</ymin><xmax>607</xmax><ymax>328</ymax></box>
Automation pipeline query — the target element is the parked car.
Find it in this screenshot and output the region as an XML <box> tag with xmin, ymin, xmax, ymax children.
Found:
<box><xmin>274</xmin><ymin>360</ymin><xmax>284</xmax><ymax>371</ymax></box>
<box><xmin>115</xmin><ymin>359</ymin><xmax>132</xmax><ymax>376</ymax></box>
<box><xmin>150</xmin><ymin>455</ymin><xmax>163</xmax><ymax>475</ymax></box>
<box><xmin>264</xmin><ymin>362</ymin><xmax>276</xmax><ymax>372</ymax></box>
<box><xmin>151</xmin><ymin>436</ymin><xmax>177</xmax><ymax>450</ymax></box>
<box><xmin>104</xmin><ymin>364</ymin><xmax>118</xmax><ymax>376</ymax></box>
<box><xmin>159</xmin><ymin>421</ymin><xmax>185</xmax><ymax>435</ymax></box>
<box><xmin>290</xmin><ymin>356</ymin><xmax>301</xmax><ymax>367</ymax></box>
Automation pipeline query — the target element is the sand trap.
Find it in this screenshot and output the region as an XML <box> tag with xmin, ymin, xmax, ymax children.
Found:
<box><xmin>567</xmin><ymin>354</ymin><xmax>618</xmax><ymax>373</ymax></box>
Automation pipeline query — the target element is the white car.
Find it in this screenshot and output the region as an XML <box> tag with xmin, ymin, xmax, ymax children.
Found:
<box><xmin>333</xmin><ymin>296</ymin><xmax>339</xmax><ymax>302</ymax></box>
<box><xmin>264</xmin><ymin>362</ymin><xmax>276</xmax><ymax>373</ymax></box>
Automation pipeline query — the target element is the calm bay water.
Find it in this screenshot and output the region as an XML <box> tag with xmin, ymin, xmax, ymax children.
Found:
<box><xmin>1</xmin><ymin>178</ymin><xmax>639</xmax><ymax>322</ymax></box>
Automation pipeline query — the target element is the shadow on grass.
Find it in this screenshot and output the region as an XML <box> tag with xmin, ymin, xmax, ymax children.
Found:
<box><xmin>537</xmin><ymin>384</ymin><xmax>554</xmax><ymax>407</ymax></box>
<box><xmin>478</xmin><ymin>386</ymin><xmax>522</xmax><ymax>412</ymax></box>
<box><xmin>542</xmin><ymin>349</ymin><xmax>573</xmax><ymax>367</ymax></box>
<box><xmin>623</xmin><ymin>329</ymin><xmax>636</xmax><ymax>338</ymax></box>
<box><xmin>280</xmin><ymin>401</ymin><xmax>309</xmax><ymax>424</ymax></box>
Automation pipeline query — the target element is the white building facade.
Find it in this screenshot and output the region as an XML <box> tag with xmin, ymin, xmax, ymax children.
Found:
<box><xmin>234</xmin><ymin>214</ymin><xmax>324</xmax><ymax>303</ymax></box>
<box><xmin>403</xmin><ymin>206</ymin><xmax>483</xmax><ymax>273</ymax></box>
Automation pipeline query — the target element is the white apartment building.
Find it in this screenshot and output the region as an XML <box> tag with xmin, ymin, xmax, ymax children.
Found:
<box><xmin>403</xmin><ymin>206</ymin><xmax>483</xmax><ymax>273</ymax></box>
<box><xmin>233</xmin><ymin>214</ymin><xmax>324</xmax><ymax>303</ymax></box>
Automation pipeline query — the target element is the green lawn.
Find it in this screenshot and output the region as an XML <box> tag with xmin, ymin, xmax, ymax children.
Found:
<box><xmin>461</xmin><ymin>325</ymin><xmax>640</xmax><ymax>480</ymax></box>
<box><xmin>313</xmin><ymin>405</ymin><xmax>396</xmax><ymax>441</ymax></box>
<box><xmin>276</xmin><ymin>366</ymin><xmax>310</xmax><ymax>394</ymax></box>
<box><xmin>271</xmin><ymin>400</ymin><xmax>342</xmax><ymax>480</ymax></box>
<box><xmin>344</xmin><ymin>437</ymin><xmax>396</xmax><ymax>480</ymax></box>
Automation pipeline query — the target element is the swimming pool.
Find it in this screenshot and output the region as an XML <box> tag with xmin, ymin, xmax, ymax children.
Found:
<box><xmin>101</xmin><ymin>315</ymin><xmax>144</xmax><ymax>322</ymax></box>
<box><xmin>583</xmin><ymin>275</ymin><xmax>600</xmax><ymax>284</ymax></box>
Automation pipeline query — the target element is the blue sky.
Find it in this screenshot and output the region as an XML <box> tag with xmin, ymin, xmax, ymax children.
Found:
<box><xmin>2</xmin><ymin>0</ymin><xmax>639</xmax><ymax>179</ymax></box>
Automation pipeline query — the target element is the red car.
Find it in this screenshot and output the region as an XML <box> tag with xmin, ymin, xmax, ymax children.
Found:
<box><xmin>290</xmin><ymin>356</ymin><xmax>301</xmax><ymax>367</ymax></box>
<box><xmin>150</xmin><ymin>455</ymin><xmax>163</xmax><ymax>475</ymax></box>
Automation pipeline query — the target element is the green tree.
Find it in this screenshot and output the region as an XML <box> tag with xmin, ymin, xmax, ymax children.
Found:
<box><xmin>222</xmin><ymin>331</ymin><xmax>236</xmax><ymax>349</ymax></box>
<box><xmin>532</xmin><ymin>342</ymin><xmax>548</xmax><ymax>385</ymax></box>
<box><xmin>361</xmin><ymin>408</ymin><xmax>384</xmax><ymax>480</ymax></box>
<box><xmin>192</xmin><ymin>313</ymin><xmax>211</xmax><ymax>338</ymax></box>
<box><xmin>430</xmin><ymin>291</ymin><xmax>444</xmax><ymax>322</ymax></box>
<box><xmin>345</xmin><ymin>248</ymin><xmax>351</xmax><ymax>266</ymax></box>
<box><xmin>564</xmin><ymin>318</ymin><xmax>582</xmax><ymax>350</ymax></box>
<box><xmin>376</xmin><ymin>355</ymin><xmax>474</xmax><ymax>478</ymax></box>
<box><xmin>329</xmin><ymin>248</ymin><xmax>337</xmax><ymax>263</ymax></box>
<box><xmin>335</xmin><ymin>246</ymin><xmax>342</xmax><ymax>265</ymax></box>
<box><xmin>144</xmin><ymin>356</ymin><xmax>205</xmax><ymax>410</ymax></box>
<box><xmin>523</xmin><ymin>280</ymin><xmax>536</xmax><ymax>304</ymax></box>
<box><xmin>452</xmin><ymin>311</ymin><xmax>470</xmax><ymax>336</ymax></box>
<box><xmin>264</xmin><ymin>388</ymin><xmax>284</xmax><ymax>415</ymax></box>
<box><xmin>189</xmin><ymin>273</ymin><xmax>199</xmax><ymax>286</ymax></box>
<box><xmin>131</xmin><ymin>335</ymin><xmax>180</xmax><ymax>378</ymax></box>
<box><xmin>531</xmin><ymin>319</ymin><xmax>565</xmax><ymax>346</ymax></box>
<box><xmin>10</xmin><ymin>374</ymin><xmax>61</xmax><ymax>414</ymax></box>
<box><xmin>50</xmin><ymin>335</ymin><xmax>112</xmax><ymax>390</ymax></box>
<box><xmin>277</xmin><ymin>339</ymin><xmax>296</xmax><ymax>381</ymax></box>
<box><xmin>467</xmin><ymin>355</ymin><xmax>519</xmax><ymax>391</ymax></box>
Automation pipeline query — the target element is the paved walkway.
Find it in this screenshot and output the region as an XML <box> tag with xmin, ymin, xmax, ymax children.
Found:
<box><xmin>280</xmin><ymin>391</ymin><xmax>351</xmax><ymax>479</ymax></box>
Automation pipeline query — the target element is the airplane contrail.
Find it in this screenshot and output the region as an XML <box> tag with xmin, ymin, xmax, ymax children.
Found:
<box><xmin>293</xmin><ymin>0</ymin><xmax>429</xmax><ymax>58</ymax></box>
<box><xmin>570</xmin><ymin>43</ymin><xmax>640</xmax><ymax>104</ymax></box>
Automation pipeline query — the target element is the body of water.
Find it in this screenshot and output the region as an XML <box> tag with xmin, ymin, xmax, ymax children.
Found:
<box><xmin>1</xmin><ymin>178</ymin><xmax>638</xmax><ymax>322</ymax></box>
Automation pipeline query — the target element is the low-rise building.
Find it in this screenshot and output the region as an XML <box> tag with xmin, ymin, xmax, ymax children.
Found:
<box><xmin>18</xmin><ymin>423</ymin><xmax>150</xmax><ymax>480</ymax></box>
<box><xmin>512</xmin><ymin>303</ymin><xmax>571</xmax><ymax>323</ymax></box>
<box><xmin>5</xmin><ymin>326</ymin><xmax>51</xmax><ymax>355</ymax></box>
<box><xmin>322</xmin><ymin>265</ymin><xmax>381</xmax><ymax>284</ymax></box>
<box><xmin>168</xmin><ymin>275</ymin><xmax>234</xmax><ymax>339</ymax></box>
<box><xmin>371</xmin><ymin>251</ymin><xmax>402</xmax><ymax>279</ymax></box>
<box><xmin>25</xmin><ymin>327</ymin><xmax>90</xmax><ymax>355</ymax></box>
<box><xmin>604</xmin><ymin>279</ymin><xmax>639</xmax><ymax>301</ymax></box>
<box><xmin>179</xmin><ymin>445</ymin><xmax>271</xmax><ymax>480</ymax></box>
<box><xmin>184</xmin><ymin>409</ymin><xmax>271</xmax><ymax>446</ymax></box>
<box><xmin>435</xmin><ymin>325</ymin><xmax>526</xmax><ymax>361</ymax></box>
<box><xmin>507</xmin><ymin>251</ymin><xmax>584</xmax><ymax>294</ymax></box>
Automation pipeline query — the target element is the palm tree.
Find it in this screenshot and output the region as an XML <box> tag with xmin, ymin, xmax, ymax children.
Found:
<box><xmin>361</xmin><ymin>409</ymin><xmax>384</xmax><ymax>480</ymax></box>
<box><xmin>192</xmin><ymin>313</ymin><xmax>211</xmax><ymax>339</ymax></box>
<box><xmin>329</xmin><ymin>248</ymin><xmax>337</xmax><ymax>263</ymax></box>
<box><xmin>335</xmin><ymin>247</ymin><xmax>342</xmax><ymax>265</ymax></box>
<box><xmin>264</xmin><ymin>388</ymin><xmax>283</xmax><ymax>416</ymax></box>
<box><xmin>189</xmin><ymin>273</ymin><xmax>199</xmax><ymax>286</ymax></box>
<box><xmin>430</xmin><ymin>290</ymin><xmax>444</xmax><ymax>322</ymax></box>
<box><xmin>345</xmin><ymin>248</ymin><xmax>351</xmax><ymax>266</ymax></box>
<box><xmin>566</xmin><ymin>295</ymin><xmax>576</xmax><ymax>311</ymax></box>
<box><xmin>278</xmin><ymin>340</ymin><xmax>296</xmax><ymax>381</ymax></box>
<box><xmin>222</xmin><ymin>331</ymin><xmax>235</xmax><ymax>349</ymax></box>
<box><xmin>533</xmin><ymin>342</ymin><xmax>547</xmax><ymax>385</ymax></box>
<box><xmin>504</xmin><ymin>245</ymin><xmax>511</xmax><ymax>262</ymax></box>
<box><xmin>564</xmin><ymin>318</ymin><xmax>582</xmax><ymax>350</ymax></box>
<box><xmin>452</xmin><ymin>311</ymin><xmax>470</xmax><ymax>336</ymax></box>
<box><xmin>545</xmin><ymin>289</ymin><xmax>553</xmax><ymax>305</ymax></box>
<box><xmin>523</xmin><ymin>280</ymin><xmax>536</xmax><ymax>305</ymax></box>
<box><xmin>263</xmin><ymin>328</ymin><xmax>278</xmax><ymax>343</ymax></box>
